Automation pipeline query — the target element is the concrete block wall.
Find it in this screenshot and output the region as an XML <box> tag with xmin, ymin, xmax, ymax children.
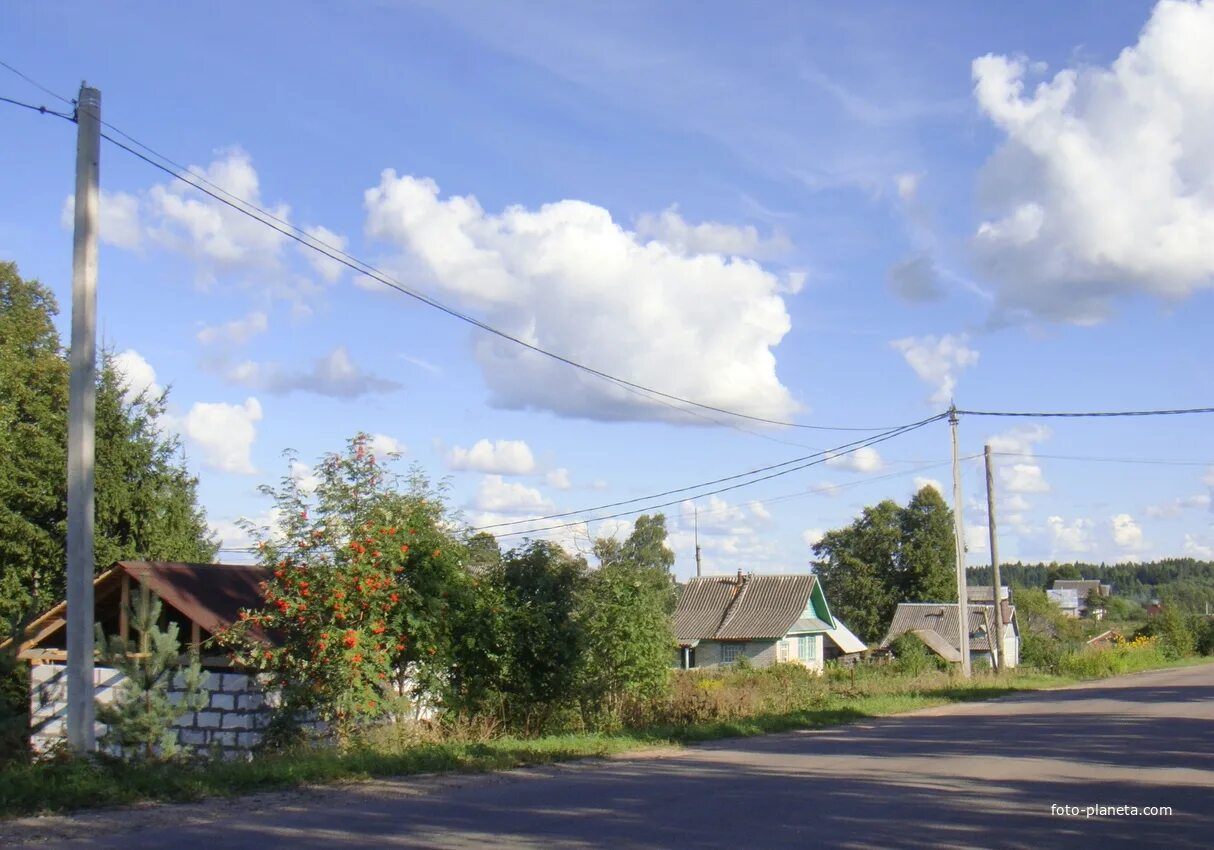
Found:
<box><xmin>30</xmin><ymin>664</ymin><xmax>280</xmax><ymax>757</ymax></box>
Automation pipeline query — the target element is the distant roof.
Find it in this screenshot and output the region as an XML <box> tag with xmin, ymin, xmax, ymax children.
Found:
<box><xmin>881</xmin><ymin>603</ymin><xmax>1003</xmax><ymax>653</ymax></box>
<box><xmin>673</xmin><ymin>574</ymin><xmax>821</xmax><ymax>642</ymax></box>
<box><xmin>1047</xmin><ymin>588</ymin><xmax>1080</xmax><ymax>608</ymax></box>
<box><xmin>824</xmin><ymin>619</ymin><xmax>868</xmax><ymax>654</ymax></box>
<box><xmin>1052</xmin><ymin>579</ymin><xmax>1110</xmax><ymax>595</ymax></box>
<box><xmin>966</xmin><ymin>585</ymin><xmax>1011</xmax><ymax>602</ymax></box>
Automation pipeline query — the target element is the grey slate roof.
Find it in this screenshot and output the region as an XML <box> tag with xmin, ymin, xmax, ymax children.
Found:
<box><xmin>673</xmin><ymin>574</ymin><xmax>820</xmax><ymax>643</ymax></box>
<box><xmin>966</xmin><ymin>585</ymin><xmax>1010</xmax><ymax>603</ymax></box>
<box><xmin>1052</xmin><ymin>579</ymin><xmax>1111</xmax><ymax>596</ymax></box>
<box><xmin>881</xmin><ymin>603</ymin><xmax>1000</xmax><ymax>653</ymax></box>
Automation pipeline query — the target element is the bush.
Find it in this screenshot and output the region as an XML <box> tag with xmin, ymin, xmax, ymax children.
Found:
<box><xmin>1136</xmin><ymin>608</ymin><xmax>1197</xmax><ymax>660</ymax></box>
<box><xmin>888</xmin><ymin>633</ymin><xmax>945</xmax><ymax>676</ymax></box>
<box><xmin>1057</xmin><ymin>635</ymin><xmax>1166</xmax><ymax>678</ymax></box>
<box><xmin>1196</xmin><ymin>618</ymin><xmax>1214</xmax><ymax>656</ymax></box>
<box><xmin>1020</xmin><ymin>632</ymin><xmax>1066</xmax><ymax>673</ymax></box>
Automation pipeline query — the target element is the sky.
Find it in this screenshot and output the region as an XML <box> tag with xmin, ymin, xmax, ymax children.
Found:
<box><xmin>2</xmin><ymin>0</ymin><xmax>1213</xmax><ymax>579</ymax></box>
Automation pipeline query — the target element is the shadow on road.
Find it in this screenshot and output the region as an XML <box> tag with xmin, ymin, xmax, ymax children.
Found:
<box><xmin>55</xmin><ymin>667</ymin><xmax>1214</xmax><ymax>850</ymax></box>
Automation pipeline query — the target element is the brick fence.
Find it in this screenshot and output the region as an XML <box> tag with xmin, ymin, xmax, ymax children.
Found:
<box><xmin>30</xmin><ymin>664</ymin><xmax>282</xmax><ymax>757</ymax></box>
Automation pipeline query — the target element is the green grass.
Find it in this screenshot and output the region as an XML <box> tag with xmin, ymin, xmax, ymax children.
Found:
<box><xmin>1</xmin><ymin>659</ymin><xmax>1206</xmax><ymax>820</ymax></box>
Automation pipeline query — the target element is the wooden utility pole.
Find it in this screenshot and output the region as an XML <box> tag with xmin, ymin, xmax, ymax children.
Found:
<box><xmin>66</xmin><ymin>83</ymin><xmax>100</xmax><ymax>752</ymax></box>
<box><xmin>984</xmin><ymin>444</ymin><xmax>1003</xmax><ymax>672</ymax></box>
<box><xmin>949</xmin><ymin>406</ymin><xmax>971</xmax><ymax>677</ymax></box>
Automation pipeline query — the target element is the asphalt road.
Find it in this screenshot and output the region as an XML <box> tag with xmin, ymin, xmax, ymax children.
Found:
<box><xmin>7</xmin><ymin>663</ymin><xmax>1214</xmax><ymax>849</ymax></box>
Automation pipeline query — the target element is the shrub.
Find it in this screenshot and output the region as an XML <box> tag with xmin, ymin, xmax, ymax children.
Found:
<box><xmin>94</xmin><ymin>586</ymin><xmax>208</xmax><ymax>760</ymax></box>
<box><xmin>888</xmin><ymin>633</ymin><xmax>945</xmax><ymax>676</ymax></box>
<box><xmin>1136</xmin><ymin>607</ymin><xmax>1196</xmax><ymax>660</ymax></box>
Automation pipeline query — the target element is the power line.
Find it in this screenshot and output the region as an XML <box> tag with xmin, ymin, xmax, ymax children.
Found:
<box><xmin>74</xmin><ymin>124</ymin><xmax>887</xmax><ymax>432</ymax></box>
<box><xmin>0</xmin><ymin>94</ymin><xmax>73</xmax><ymax>120</ymax></box>
<box><xmin>0</xmin><ymin>60</ymin><xmax>73</xmax><ymax>105</ymax></box>
<box><xmin>487</xmin><ymin>414</ymin><xmax>946</xmax><ymax>539</ymax></box>
<box><xmin>991</xmin><ymin>451</ymin><xmax>1213</xmax><ymax>467</ymax></box>
<box><xmin>473</xmin><ymin>413</ymin><xmax>946</xmax><ymax>532</ymax></box>
<box><xmin>957</xmin><ymin>406</ymin><xmax>1214</xmax><ymax>419</ymax></box>
<box><xmin>0</xmin><ymin>84</ymin><xmax>890</xmax><ymax>432</ymax></box>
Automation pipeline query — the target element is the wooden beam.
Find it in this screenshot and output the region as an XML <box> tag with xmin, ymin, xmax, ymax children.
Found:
<box><xmin>119</xmin><ymin>573</ymin><xmax>130</xmax><ymax>644</ymax></box>
<box><xmin>190</xmin><ymin>620</ymin><xmax>201</xmax><ymax>649</ymax></box>
<box><xmin>19</xmin><ymin>618</ymin><xmax>67</xmax><ymax>653</ymax></box>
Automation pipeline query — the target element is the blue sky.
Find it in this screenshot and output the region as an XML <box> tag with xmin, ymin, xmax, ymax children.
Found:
<box><xmin>3</xmin><ymin>0</ymin><xmax>1213</xmax><ymax>578</ymax></box>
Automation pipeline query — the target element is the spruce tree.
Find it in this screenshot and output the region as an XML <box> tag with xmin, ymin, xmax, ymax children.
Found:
<box><xmin>95</xmin><ymin>585</ymin><xmax>208</xmax><ymax>759</ymax></box>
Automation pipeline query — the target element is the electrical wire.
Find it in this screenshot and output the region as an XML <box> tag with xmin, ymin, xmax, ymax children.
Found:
<box><xmin>100</xmin><ymin>131</ymin><xmax>893</xmax><ymax>431</ymax></box>
<box><xmin>473</xmin><ymin>413</ymin><xmax>947</xmax><ymax>532</ymax></box>
<box><xmin>0</xmin><ymin>94</ymin><xmax>73</xmax><ymax>120</ymax></box>
<box><xmin>0</xmin><ymin>60</ymin><xmax>73</xmax><ymax>105</ymax></box>
<box><xmin>486</xmin><ymin>414</ymin><xmax>947</xmax><ymax>539</ymax></box>
<box><xmin>991</xmin><ymin>451</ymin><xmax>1213</xmax><ymax>467</ymax></box>
<box><xmin>957</xmin><ymin>406</ymin><xmax>1214</xmax><ymax>418</ymax></box>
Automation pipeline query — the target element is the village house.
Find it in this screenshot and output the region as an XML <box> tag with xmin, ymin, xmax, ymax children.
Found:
<box><xmin>672</xmin><ymin>572</ymin><xmax>863</xmax><ymax>671</ymax></box>
<box><xmin>1050</xmin><ymin>579</ymin><xmax>1112</xmax><ymax>619</ymax></box>
<box><xmin>881</xmin><ymin>599</ymin><xmax>1020</xmax><ymax>669</ymax></box>
<box><xmin>2</xmin><ymin>561</ymin><xmax>277</xmax><ymax>757</ymax></box>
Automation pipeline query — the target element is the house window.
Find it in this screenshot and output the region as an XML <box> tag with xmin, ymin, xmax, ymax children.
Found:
<box><xmin>721</xmin><ymin>644</ymin><xmax>743</xmax><ymax>664</ymax></box>
<box><xmin>777</xmin><ymin>640</ymin><xmax>790</xmax><ymax>662</ymax></box>
<box><xmin>797</xmin><ymin>635</ymin><xmax>817</xmax><ymax>663</ymax></box>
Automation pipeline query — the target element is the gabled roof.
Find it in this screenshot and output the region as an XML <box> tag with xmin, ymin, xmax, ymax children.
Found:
<box><xmin>673</xmin><ymin>574</ymin><xmax>827</xmax><ymax>643</ymax></box>
<box><xmin>2</xmin><ymin>561</ymin><xmax>271</xmax><ymax>655</ymax></box>
<box><xmin>881</xmin><ymin>602</ymin><xmax>1001</xmax><ymax>653</ymax></box>
<box><xmin>1052</xmin><ymin>579</ymin><xmax>1110</xmax><ymax>595</ymax></box>
<box><xmin>966</xmin><ymin>585</ymin><xmax>1011</xmax><ymax>603</ymax></box>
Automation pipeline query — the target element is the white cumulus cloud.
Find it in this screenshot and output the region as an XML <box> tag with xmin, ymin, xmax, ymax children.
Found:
<box><xmin>447</xmin><ymin>439</ymin><xmax>537</xmax><ymax>475</ymax></box>
<box><xmin>367</xmin><ymin>433</ymin><xmax>406</xmax><ymax>458</ymax></box>
<box><xmin>363</xmin><ymin>172</ymin><xmax>798</xmax><ymax>423</ymax></box>
<box><xmin>890</xmin><ymin>334</ymin><xmax>979</xmax><ymax>405</ymax></box>
<box><xmin>475</xmin><ymin>475</ymin><xmax>552</xmax><ymax>513</ymax></box>
<box><xmin>545</xmin><ymin>468</ymin><xmax>572</xmax><ymax>490</ymax></box>
<box><xmin>913</xmin><ymin>477</ymin><xmax>944</xmax><ymax>496</ymax></box>
<box><xmin>633</xmin><ymin>206</ymin><xmax>790</xmax><ymax>259</ymax></box>
<box><xmin>197</xmin><ymin>311</ymin><xmax>268</xmax><ymax>346</ymax></box>
<box><xmin>300</xmin><ymin>224</ymin><xmax>349</xmax><ymax>283</ymax></box>
<box><xmin>972</xmin><ymin>0</ymin><xmax>1214</xmax><ymax>323</ymax></box>
<box><xmin>988</xmin><ymin>425</ymin><xmax>1052</xmax><ymax>495</ymax></box>
<box><xmin>62</xmin><ymin>189</ymin><xmax>143</xmax><ymax>250</ymax></box>
<box><xmin>228</xmin><ymin>346</ymin><xmax>400</xmax><ymax>398</ymax></box>
<box><xmin>1047</xmin><ymin>515</ymin><xmax>1094</xmax><ymax>555</ymax></box>
<box><xmin>111</xmin><ymin>349</ymin><xmax>162</xmax><ymax>405</ymax></box>
<box><xmin>179</xmin><ymin>397</ymin><xmax>262</xmax><ymax>474</ymax></box>
<box><xmin>1111</xmin><ymin>513</ymin><xmax>1146</xmax><ymax>551</ymax></box>
<box><xmin>825</xmin><ymin>446</ymin><xmax>883</xmax><ymax>473</ymax></box>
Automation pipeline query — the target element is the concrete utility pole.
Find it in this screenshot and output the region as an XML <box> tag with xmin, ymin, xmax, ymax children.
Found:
<box><xmin>984</xmin><ymin>444</ymin><xmax>1002</xmax><ymax>673</ymax></box>
<box><xmin>949</xmin><ymin>406</ymin><xmax>971</xmax><ymax>677</ymax></box>
<box><xmin>66</xmin><ymin>83</ymin><xmax>100</xmax><ymax>752</ymax></box>
<box><xmin>694</xmin><ymin>505</ymin><xmax>702</xmax><ymax>578</ymax></box>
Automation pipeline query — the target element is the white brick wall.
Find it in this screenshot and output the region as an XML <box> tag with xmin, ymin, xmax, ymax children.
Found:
<box><xmin>30</xmin><ymin>664</ymin><xmax>280</xmax><ymax>758</ymax></box>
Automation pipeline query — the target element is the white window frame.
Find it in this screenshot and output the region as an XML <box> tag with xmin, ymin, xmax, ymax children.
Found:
<box><xmin>777</xmin><ymin>640</ymin><xmax>790</xmax><ymax>662</ymax></box>
<box><xmin>797</xmin><ymin>634</ymin><xmax>817</xmax><ymax>663</ymax></box>
<box><xmin>721</xmin><ymin>643</ymin><xmax>743</xmax><ymax>664</ymax></box>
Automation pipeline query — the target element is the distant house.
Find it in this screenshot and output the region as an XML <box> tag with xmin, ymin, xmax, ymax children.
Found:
<box><xmin>672</xmin><ymin>572</ymin><xmax>855</xmax><ymax>672</ymax></box>
<box><xmin>966</xmin><ymin>585</ymin><xmax>1011</xmax><ymax>604</ymax></box>
<box><xmin>881</xmin><ymin>601</ymin><xmax>1020</xmax><ymax>669</ymax></box>
<box><xmin>1047</xmin><ymin>588</ymin><xmax>1081</xmax><ymax>618</ymax></box>
<box><xmin>2</xmin><ymin>561</ymin><xmax>279</xmax><ymax>757</ymax></box>
<box><xmin>1051</xmin><ymin>579</ymin><xmax>1112</xmax><ymax>618</ymax></box>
